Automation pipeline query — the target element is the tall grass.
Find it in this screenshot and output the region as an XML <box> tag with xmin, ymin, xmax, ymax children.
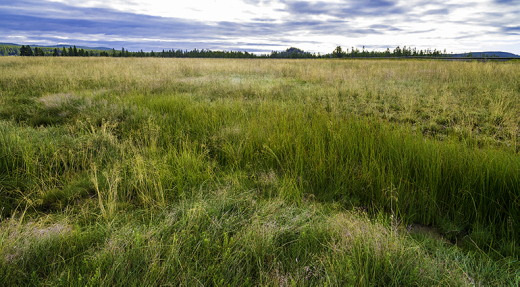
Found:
<box><xmin>0</xmin><ymin>57</ymin><xmax>519</xmax><ymax>285</ymax></box>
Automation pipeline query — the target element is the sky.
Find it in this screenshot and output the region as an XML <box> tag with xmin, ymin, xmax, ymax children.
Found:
<box><xmin>1</xmin><ymin>0</ymin><xmax>519</xmax><ymax>54</ymax></box>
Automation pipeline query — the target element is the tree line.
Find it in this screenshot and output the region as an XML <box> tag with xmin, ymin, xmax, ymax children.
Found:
<box><xmin>330</xmin><ymin>45</ymin><xmax>444</xmax><ymax>58</ymax></box>
<box><xmin>11</xmin><ymin>45</ymin><xmax>450</xmax><ymax>59</ymax></box>
<box><xmin>17</xmin><ymin>45</ymin><xmax>99</xmax><ymax>57</ymax></box>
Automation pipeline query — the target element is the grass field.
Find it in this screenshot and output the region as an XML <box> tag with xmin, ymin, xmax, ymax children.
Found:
<box><xmin>0</xmin><ymin>57</ymin><xmax>519</xmax><ymax>286</ymax></box>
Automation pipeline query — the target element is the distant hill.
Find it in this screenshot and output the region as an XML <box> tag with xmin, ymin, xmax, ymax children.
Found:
<box><xmin>0</xmin><ymin>43</ymin><xmax>112</xmax><ymax>51</ymax></box>
<box><xmin>449</xmin><ymin>51</ymin><xmax>520</xmax><ymax>58</ymax></box>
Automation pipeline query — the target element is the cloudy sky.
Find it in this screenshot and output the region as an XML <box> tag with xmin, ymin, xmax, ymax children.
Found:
<box><xmin>1</xmin><ymin>0</ymin><xmax>519</xmax><ymax>54</ymax></box>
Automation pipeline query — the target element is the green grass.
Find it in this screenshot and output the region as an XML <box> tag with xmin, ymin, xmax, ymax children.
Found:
<box><xmin>0</xmin><ymin>57</ymin><xmax>519</xmax><ymax>286</ymax></box>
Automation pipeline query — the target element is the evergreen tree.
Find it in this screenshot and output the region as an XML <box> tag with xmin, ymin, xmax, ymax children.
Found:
<box><xmin>393</xmin><ymin>46</ymin><xmax>402</xmax><ymax>57</ymax></box>
<box><xmin>33</xmin><ymin>47</ymin><xmax>44</xmax><ymax>56</ymax></box>
<box><xmin>19</xmin><ymin>45</ymin><xmax>26</xmax><ymax>56</ymax></box>
<box><xmin>53</xmin><ymin>48</ymin><xmax>59</xmax><ymax>56</ymax></box>
<box><xmin>332</xmin><ymin>46</ymin><xmax>345</xmax><ymax>58</ymax></box>
<box><xmin>26</xmin><ymin>46</ymin><xmax>34</xmax><ymax>56</ymax></box>
<box><xmin>62</xmin><ymin>47</ymin><xmax>67</xmax><ymax>56</ymax></box>
<box><xmin>20</xmin><ymin>45</ymin><xmax>35</xmax><ymax>56</ymax></box>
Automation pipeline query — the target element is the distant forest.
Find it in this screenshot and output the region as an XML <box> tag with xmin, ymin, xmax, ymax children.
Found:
<box><xmin>1</xmin><ymin>44</ymin><xmax>455</xmax><ymax>59</ymax></box>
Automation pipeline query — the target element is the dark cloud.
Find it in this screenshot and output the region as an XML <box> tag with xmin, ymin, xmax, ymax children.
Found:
<box><xmin>503</xmin><ymin>26</ymin><xmax>520</xmax><ymax>31</ymax></box>
<box><xmin>453</xmin><ymin>33</ymin><xmax>488</xmax><ymax>40</ymax></box>
<box><xmin>0</xmin><ymin>1</ymin><xmax>218</xmax><ymax>39</ymax></box>
<box><xmin>502</xmin><ymin>26</ymin><xmax>520</xmax><ymax>34</ymax></box>
<box><xmin>283</xmin><ymin>0</ymin><xmax>404</xmax><ymax>18</ymax></box>
<box><xmin>407</xmin><ymin>28</ymin><xmax>435</xmax><ymax>34</ymax></box>
<box><xmin>493</xmin><ymin>0</ymin><xmax>520</xmax><ymax>4</ymax></box>
<box><xmin>421</xmin><ymin>8</ymin><xmax>449</xmax><ymax>16</ymax></box>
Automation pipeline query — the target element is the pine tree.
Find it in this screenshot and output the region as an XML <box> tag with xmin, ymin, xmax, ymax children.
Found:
<box><xmin>19</xmin><ymin>45</ymin><xmax>26</xmax><ymax>56</ymax></box>
<box><xmin>62</xmin><ymin>47</ymin><xmax>67</xmax><ymax>56</ymax></box>
<box><xmin>26</xmin><ymin>46</ymin><xmax>34</xmax><ymax>56</ymax></box>
<box><xmin>332</xmin><ymin>46</ymin><xmax>344</xmax><ymax>58</ymax></box>
<box><xmin>20</xmin><ymin>45</ymin><xmax>34</xmax><ymax>56</ymax></box>
<box><xmin>33</xmin><ymin>47</ymin><xmax>44</xmax><ymax>56</ymax></box>
<box><xmin>393</xmin><ymin>46</ymin><xmax>402</xmax><ymax>57</ymax></box>
<box><xmin>53</xmin><ymin>48</ymin><xmax>59</xmax><ymax>56</ymax></box>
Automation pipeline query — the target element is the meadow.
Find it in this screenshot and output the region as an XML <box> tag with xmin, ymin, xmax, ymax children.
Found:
<box><xmin>0</xmin><ymin>57</ymin><xmax>519</xmax><ymax>286</ymax></box>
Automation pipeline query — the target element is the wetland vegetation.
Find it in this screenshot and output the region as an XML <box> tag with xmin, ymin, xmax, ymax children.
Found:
<box><xmin>0</xmin><ymin>57</ymin><xmax>519</xmax><ymax>286</ymax></box>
